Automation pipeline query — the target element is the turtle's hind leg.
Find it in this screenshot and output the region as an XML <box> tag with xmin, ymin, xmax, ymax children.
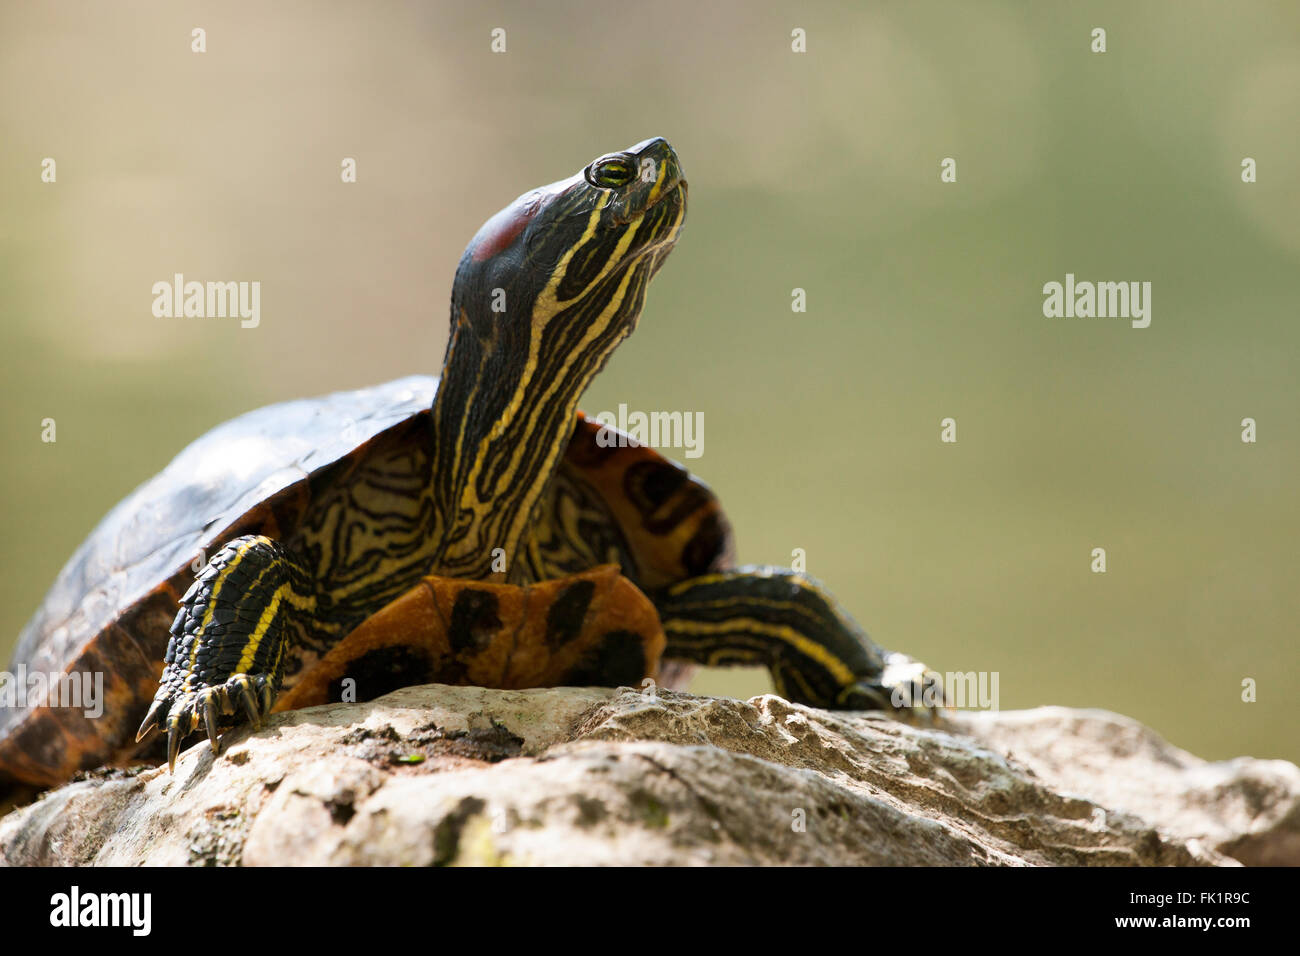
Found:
<box><xmin>654</xmin><ymin>567</ymin><xmax>941</xmax><ymax>716</ymax></box>
<box><xmin>136</xmin><ymin>534</ymin><xmax>317</xmax><ymax>770</ymax></box>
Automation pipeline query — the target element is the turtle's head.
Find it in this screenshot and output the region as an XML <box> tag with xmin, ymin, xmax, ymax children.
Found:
<box><xmin>430</xmin><ymin>139</ymin><xmax>686</xmax><ymax>579</ymax></box>
<box><xmin>451</xmin><ymin>136</ymin><xmax>686</xmax><ymax>361</ymax></box>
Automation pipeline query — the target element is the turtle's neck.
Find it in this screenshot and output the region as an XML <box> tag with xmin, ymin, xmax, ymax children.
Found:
<box><xmin>425</xmin><ymin>302</ymin><xmax>616</xmax><ymax>582</ymax></box>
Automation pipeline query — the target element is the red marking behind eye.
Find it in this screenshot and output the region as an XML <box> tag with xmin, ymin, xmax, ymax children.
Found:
<box><xmin>472</xmin><ymin>197</ymin><xmax>541</xmax><ymax>262</ymax></box>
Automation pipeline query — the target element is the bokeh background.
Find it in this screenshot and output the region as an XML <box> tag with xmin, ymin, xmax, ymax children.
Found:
<box><xmin>2</xmin><ymin>1</ymin><xmax>1296</xmax><ymax>763</ymax></box>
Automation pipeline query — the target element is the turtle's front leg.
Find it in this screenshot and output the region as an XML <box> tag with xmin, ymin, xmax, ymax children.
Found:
<box><xmin>135</xmin><ymin>534</ymin><xmax>317</xmax><ymax>770</ymax></box>
<box><xmin>654</xmin><ymin>567</ymin><xmax>941</xmax><ymax>716</ymax></box>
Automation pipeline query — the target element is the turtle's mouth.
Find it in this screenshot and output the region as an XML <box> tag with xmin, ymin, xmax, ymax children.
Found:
<box><xmin>620</xmin><ymin>180</ymin><xmax>687</xmax><ymax>259</ymax></box>
<box><xmin>664</xmin><ymin>179</ymin><xmax>687</xmax><ymax>211</ymax></box>
<box><xmin>612</xmin><ymin>177</ymin><xmax>687</xmax><ymax>227</ymax></box>
<box><xmin>650</xmin><ymin>178</ymin><xmax>687</xmax><ymax>214</ymax></box>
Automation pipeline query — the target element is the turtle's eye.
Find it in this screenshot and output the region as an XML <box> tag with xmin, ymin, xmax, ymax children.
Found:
<box><xmin>585</xmin><ymin>155</ymin><xmax>635</xmax><ymax>189</ymax></box>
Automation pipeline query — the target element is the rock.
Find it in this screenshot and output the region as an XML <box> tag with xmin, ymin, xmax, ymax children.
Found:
<box><xmin>947</xmin><ymin>708</ymin><xmax>1300</xmax><ymax>867</ymax></box>
<box><xmin>0</xmin><ymin>686</ymin><xmax>1294</xmax><ymax>866</ymax></box>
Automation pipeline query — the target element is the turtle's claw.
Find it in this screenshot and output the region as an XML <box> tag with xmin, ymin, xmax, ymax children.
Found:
<box><xmin>135</xmin><ymin>697</ymin><xmax>166</xmax><ymax>743</ymax></box>
<box><xmin>201</xmin><ymin>692</ymin><xmax>221</xmax><ymax>754</ymax></box>
<box><xmin>163</xmin><ymin>701</ymin><xmax>197</xmax><ymax>771</ymax></box>
<box><xmin>234</xmin><ymin>676</ymin><xmax>263</xmax><ymax>730</ymax></box>
<box><xmin>166</xmin><ymin>722</ymin><xmax>182</xmax><ymax>772</ymax></box>
<box><xmin>142</xmin><ymin>673</ymin><xmax>279</xmax><ymax>773</ymax></box>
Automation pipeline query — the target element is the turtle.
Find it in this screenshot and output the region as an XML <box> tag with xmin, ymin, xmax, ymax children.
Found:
<box><xmin>0</xmin><ymin>137</ymin><xmax>936</xmax><ymax>795</ymax></box>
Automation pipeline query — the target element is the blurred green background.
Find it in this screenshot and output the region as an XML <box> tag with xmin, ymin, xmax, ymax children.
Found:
<box><xmin>2</xmin><ymin>1</ymin><xmax>1296</xmax><ymax>763</ymax></box>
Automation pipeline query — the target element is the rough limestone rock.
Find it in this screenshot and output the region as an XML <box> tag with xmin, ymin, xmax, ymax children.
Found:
<box><xmin>0</xmin><ymin>685</ymin><xmax>1295</xmax><ymax>866</ymax></box>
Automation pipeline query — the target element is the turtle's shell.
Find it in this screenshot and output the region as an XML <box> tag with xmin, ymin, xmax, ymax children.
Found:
<box><xmin>0</xmin><ymin>375</ymin><xmax>731</xmax><ymax>788</ymax></box>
